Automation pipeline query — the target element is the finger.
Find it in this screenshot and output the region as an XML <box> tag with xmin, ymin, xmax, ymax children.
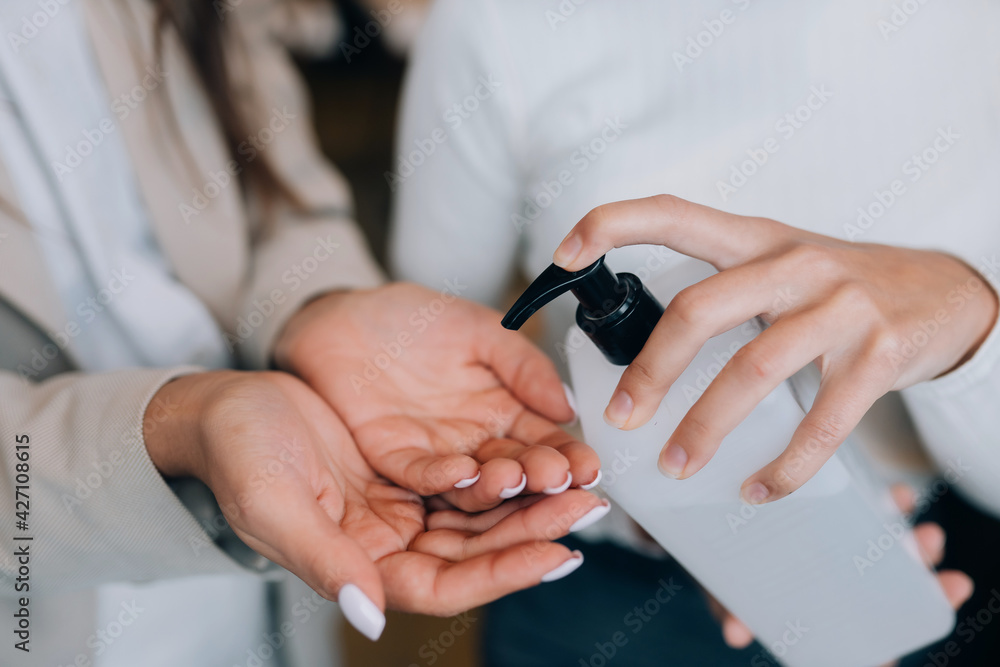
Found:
<box><xmin>506</xmin><ymin>409</ymin><xmax>602</xmax><ymax>488</ymax></box>
<box><xmin>474</xmin><ymin>310</ymin><xmax>575</xmax><ymax>424</ymax></box>
<box><xmin>722</xmin><ymin>615</ymin><xmax>755</xmax><ymax>649</ymax></box>
<box><xmin>376</xmin><ymin>447</ymin><xmax>481</xmax><ymax>496</ymax></box>
<box><xmin>441</xmin><ymin>457</ymin><xmax>527</xmax><ymax>512</ymax></box>
<box><xmin>476</xmin><ymin>438</ymin><xmax>573</xmax><ymax>493</ymax></box>
<box><xmin>658</xmin><ymin>306</ymin><xmax>834</xmax><ymax>479</ymax></box>
<box><xmin>242</xmin><ymin>485</ymin><xmax>387</xmax><ymax>641</ymax></box>
<box><xmin>380</xmin><ymin>543</ymin><xmax>585</xmax><ymax>617</ymax></box>
<box><xmin>552</xmin><ymin>194</ymin><xmax>786</xmax><ymax>272</ymax></box>
<box><xmin>413</xmin><ymin>491</ymin><xmax>609</xmax><ymax>561</ymax></box>
<box><xmin>890</xmin><ymin>484</ymin><xmax>917</xmax><ymax>516</ymax></box>
<box><xmin>606</xmin><ymin>261</ymin><xmax>800</xmax><ymax>431</ymax></box>
<box><xmin>741</xmin><ymin>366</ymin><xmax>886</xmax><ymax>504</ymax></box>
<box><xmin>937</xmin><ymin>571</ymin><xmax>974</xmax><ymax>609</ymax></box>
<box><xmin>914</xmin><ymin>523</ymin><xmax>946</xmax><ymax>567</ymax></box>
<box><xmin>426</xmin><ymin>494</ymin><xmax>546</xmax><ymax>532</ymax></box>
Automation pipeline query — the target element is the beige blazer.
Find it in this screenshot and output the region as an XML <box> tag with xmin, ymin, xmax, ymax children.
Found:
<box><xmin>0</xmin><ymin>0</ymin><xmax>383</xmax><ymax>602</ymax></box>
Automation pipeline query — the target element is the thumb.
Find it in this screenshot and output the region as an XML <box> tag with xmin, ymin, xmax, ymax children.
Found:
<box><xmin>248</xmin><ymin>486</ymin><xmax>388</xmax><ymax>641</ymax></box>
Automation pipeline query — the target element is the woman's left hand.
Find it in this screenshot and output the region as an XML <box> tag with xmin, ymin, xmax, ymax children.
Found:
<box><xmin>552</xmin><ymin>195</ymin><xmax>997</xmax><ymax>504</ymax></box>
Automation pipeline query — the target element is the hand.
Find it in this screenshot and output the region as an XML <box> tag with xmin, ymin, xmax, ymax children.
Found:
<box><xmin>707</xmin><ymin>485</ymin><xmax>973</xmax><ymax>667</ymax></box>
<box><xmin>274</xmin><ymin>283</ymin><xmax>603</xmax><ymax>511</ymax></box>
<box><xmin>552</xmin><ymin>195</ymin><xmax>998</xmax><ymax>504</ymax></box>
<box><xmin>145</xmin><ymin>370</ymin><xmax>608</xmax><ymax>639</ymax></box>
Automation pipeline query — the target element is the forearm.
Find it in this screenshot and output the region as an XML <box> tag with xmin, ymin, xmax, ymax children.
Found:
<box><xmin>0</xmin><ymin>368</ymin><xmax>243</xmax><ymax>596</ymax></box>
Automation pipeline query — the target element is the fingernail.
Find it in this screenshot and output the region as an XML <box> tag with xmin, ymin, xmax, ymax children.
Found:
<box><xmin>553</xmin><ymin>234</ymin><xmax>583</xmax><ymax>268</ymax></box>
<box><xmin>658</xmin><ymin>444</ymin><xmax>688</xmax><ymax>479</ymax></box>
<box><xmin>603</xmin><ymin>390</ymin><xmax>633</xmax><ymax>428</ymax></box>
<box><xmin>580</xmin><ymin>470</ymin><xmax>602</xmax><ymax>490</ymax></box>
<box><xmin>453</xmin><ymin>471</ymin><xmax>481</xmax><ymax>489</ymax></box>
<box><xmin>544</xmin><ymin>472</ymin><xmax>573</xmax><ymax>495</ymax></box>
<box><xmin>741</xmin><ymin>482</ymin><xmax>770</xmax><ymax>505</ymax></box>
<box><xmin>570</xmin><ymin>501</ymin><xmax>611</xmax><ymax>532</ymax></box>
<box><xmin>338</xmin><ymin>584</ymin><xmax>386</xmax><ymax>641</ymax></box>
<box><xmin>542</xmin><ymin>551</ymin><xmax>584</xmax><ymax>582</ymax></box>
<box><xmin>499</xmin><ymin>473</ymin><xmax>527</xmax><ymax>499</ymax></box>
<box><xmin>562</xmin><ymin>383</ymin><xmax>579</xmax><ymax>427</ymax></box>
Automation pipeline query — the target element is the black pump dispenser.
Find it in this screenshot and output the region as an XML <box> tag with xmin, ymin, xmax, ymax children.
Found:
<box><xmin>501</xmin><ymin>256</ymin><xmax>664</xmax><ymax>366</ymax></box>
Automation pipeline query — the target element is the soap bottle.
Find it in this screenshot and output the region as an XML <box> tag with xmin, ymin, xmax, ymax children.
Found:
<box><xmin>503</xmin><ymin>256</ymin><xmax>954</xmax><ymax>667</ymax></box>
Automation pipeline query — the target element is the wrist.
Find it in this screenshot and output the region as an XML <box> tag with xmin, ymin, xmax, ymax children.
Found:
<box><xmin>272</xmin><ymin>289</ymin><xmax>353</xmax><ymax>375</ymax></box>
<box><xmin>143</xmin><ymin>371</ymin><xmax>238</xmax><ymax>481</ymax></box>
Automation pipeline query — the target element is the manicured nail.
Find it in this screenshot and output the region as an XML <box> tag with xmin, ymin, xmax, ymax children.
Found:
<box><xmin>542</xmin><ymin>551</ymin><xmax>584</xmax><ymax>582</ymax></box>
<box><xmin>658</xmin><ymin>444</ymin><xmax>688</xmax><ymax>479</ymax></box>
<box><xmin>562</xmin><ymin>383</ymin><xmax>579</xmax><ymax>427</ymax></box>
<box><xmin>553</xmin><ymin>234</ymin><xmax>583</xmax><ymax>268</ymax></box>
<box><xmin>454</xmin><ymin>471</ymin><xmax>481</xmax><ymax>489</ymax></box>
<box><xmin>603</xmin><ymin>390</ymin><xmax>633</xmax><ymax>428</ymax></box>
<box><xmin>338</xmin><ymin>584</ymin><xmax>386</xmax><ymax>641</ymax></box>
<box><xmin>499</xmin><ymin>473</ymin><xmax>527</xmax><ymax>499</ymax></box>
<box><xmin>544</xmin><ymin>472</ymin><xmax>573</xmax><ymax>495</ymax></box>
<box><xmin>741</xmin><ymin>482</ymin><xmax>770</xmax><ymax>505</ymax></box>
<box><xmin>580</xmin><ymin>470</ymin><xmax>602</xmax><ymax>491</ymax></box>
<box><xmin>570</xmin><ymin>501</ymin><xmax>611</xmax><ymax>532</ymax></box>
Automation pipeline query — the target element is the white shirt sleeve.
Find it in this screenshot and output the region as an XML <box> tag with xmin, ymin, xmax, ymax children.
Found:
<box><xmin>388</xmin><ymin>0</ymin><xmax>524</xmax><ymax>307</ymax></box>
<box><xmin>900</xmin><ymin>274</ymin><xmax>1000</xmax><ymax>519</ymax></box>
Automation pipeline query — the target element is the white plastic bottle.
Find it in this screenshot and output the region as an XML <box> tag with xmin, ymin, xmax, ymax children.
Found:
<box><xmin>504</xmin><ymin>256</ymin><xmax>954</xmax><ymax>667</ymax></box>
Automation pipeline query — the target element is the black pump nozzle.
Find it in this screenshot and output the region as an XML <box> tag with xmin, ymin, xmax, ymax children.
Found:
<box><xmin>502</xmin><ymin>256</ymin><xmax>664</xmax><ymax>366</ymax></box>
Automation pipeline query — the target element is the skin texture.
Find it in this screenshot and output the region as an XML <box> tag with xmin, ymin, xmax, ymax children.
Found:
<box><xmin>552</xmin><ymin>194</ymin><xmax>998</xmax><ymax>505</ymax></box>
<box><xmin>145</xmin><ymin>370</ymin><xmax>605</xmax><ymax>618</ymax></box>
<box><xmin>274</xmin><ymin>283</ymin><xmax>602</xmax><ymax>512</ymax></box>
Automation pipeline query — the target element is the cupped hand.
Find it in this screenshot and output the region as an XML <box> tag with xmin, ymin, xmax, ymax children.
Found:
<box><xmin>708</xmin><ymin>485</ymin><xmax>973</xmax><ymax>667</ymax></box>
<box><xmin>274</xmin><ymin>283</ymin><xmax>602</xmax><ymax>511</ymax></box>
<box><xmin>552</xmin><ymin>195</ymin><xmax>998</xmax><ymax>504</ymax></box>
<box><xmin>145</xmin><ymin>370</ymin><xmax>608</xmax><ymax>640</ymax></box>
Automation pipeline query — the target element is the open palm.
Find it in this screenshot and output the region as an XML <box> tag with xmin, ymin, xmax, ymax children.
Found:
<box><xmin>276</xmin><ymin>283</ymin><xmax>602</xmax><ymax>511</ymax></box>
<box><xmin>182</xmin><ymin>371</ymin><xmax>602</xmax><ymax>637</ymax></box>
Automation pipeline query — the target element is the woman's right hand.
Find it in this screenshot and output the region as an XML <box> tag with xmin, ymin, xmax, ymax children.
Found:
<box><xmin>143</xmin><ymin>370</ymin><xmax>607</xmax><ymax>640</ymax></box>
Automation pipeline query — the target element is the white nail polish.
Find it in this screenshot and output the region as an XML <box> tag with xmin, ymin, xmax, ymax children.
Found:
<box><xmin>338</xmin><ymin>584</ymin><xmax>385</xmax><ymax>641</ymax></box>
<box><xmin>561</xmin><ymin>382</ymin><xmax>579</xmax><ymax>426</ymax></box>
<box><xmin>580</xmin><ymin>470</ymin><xmax>603</xmax><ymax>491</ymax></box>
<box><xmin>453</xmin><ymin>471</ymin><xmax>481</xmax><ymax>489</ymax></box>
<box><xmin>570</xmin><ymin>501</ymin><xmax>611</xmax><ymax>533</ymax></box>
<box><xmin>543</xmin><ymin>472</ymin><xmax>573</xmax><ymax>495</ymax></box>
<box><xmin>541</xmin><ymin>551</ymin><xmax>584</xmax><ymax>583</ymax></box>
<box><xmin>499</xmin><ymin>473</ymin><xmax>527</xmax><ymax>499</ymax></box>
